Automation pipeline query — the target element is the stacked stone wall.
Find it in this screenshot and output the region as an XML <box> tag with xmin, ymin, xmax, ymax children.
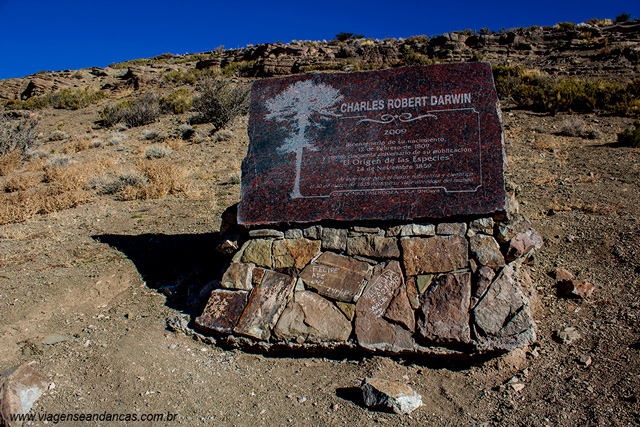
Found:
<box><xmin>196</xmin><ymin>210</ymin><xmax>542</xmax><ymax>356</ymax></box>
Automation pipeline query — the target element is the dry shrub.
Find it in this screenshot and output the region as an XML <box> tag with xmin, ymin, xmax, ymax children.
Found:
<box><xmin>138</xmin><ymin>161</ymin><xmax>188</xmax><ymax>199</ymax></box>
<box><xmin>3</xmin><ymin>172</ymin><xmax>43</xmax><ymax>192</ymax></box>
<box><xmin>0</xmin><ymin>186</ymin><xmax>93</xmax><ymax>225</ymax></box>
<box><xmin>165</xmin><ymin>137</ymin><xmax>184</xmax><ymax>150</ymax></box>
<box><xmin>0</xmin><ymin>152</ymin><xmax>22</xmax><ymax>176</ymax></box>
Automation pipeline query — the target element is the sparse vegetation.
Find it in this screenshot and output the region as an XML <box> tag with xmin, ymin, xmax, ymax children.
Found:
<box><xmin>4</xmin><ymin>88</ymin><xmax>106</xmax><ymax>110</ymax></box>
<box><xmin>617</xmin><ymin>121</ymin><xmax>640</xmax><ymax>147</ymax></box>
<box><xmin>335</xmin><ymin>32</ymin><xmax>364</xmax><ymax>42</ymax></box>
<box><xmin>557</xmin><ymin>117</ymin><xmax>601</xmax><ymax>139</ymax></box>
<box><xmin>145</xmin><ymin>145</ymin><xmax>173</xmax><ymax>159</ymax></box>
<box><xmin>100</xmin><ymin>93</ymin><xmax>161</xmax><ymax>128</ymax></box>
<box><xmin>160</xmin><ymin>89</ymin><xmax>192</xmax><ymax>114</ymax></box>
<box><xmin>493</xmin><ymin>66</ymin><xmax>640</xmax><ymax>116</ymax></box>
<box><xmin>0</xmin><ymin>112</ymin><xmax>39</xmax><ymax>156</ymax></box>
<box><xmin>191</xmin><ymin>78</ymin><xmax>250</xmax><ymax>131</ymax></box>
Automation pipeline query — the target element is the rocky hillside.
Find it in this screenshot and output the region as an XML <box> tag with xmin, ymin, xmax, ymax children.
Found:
<box><xmin>1</xmin><ymin>19</ymin><xmax>639</xmax><ymax>102</ymax></box>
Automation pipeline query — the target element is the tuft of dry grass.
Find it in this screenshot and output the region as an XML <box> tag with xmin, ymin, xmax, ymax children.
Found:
<box><xmin>3</xmin><ymin>172</ymin><xmax>43</xmax><ymax>193</ymax></box>
<box><xmin>0</xmin><ymin>152</ymin><xmax>22</xmax><ymax>176</ymax></box>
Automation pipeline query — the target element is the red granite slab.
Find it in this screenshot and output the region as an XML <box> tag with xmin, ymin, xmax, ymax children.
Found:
<box><xmin>239</xmin><ymin>63</ymin><xmax>506</xmax><ymax>225</ymax></box>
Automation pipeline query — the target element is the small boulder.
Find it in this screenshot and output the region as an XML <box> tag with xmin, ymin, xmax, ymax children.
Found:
<box><xmin>360</xmin><ymin>377</ymin><xmax>423</xmax><ymax>414</ymax></box>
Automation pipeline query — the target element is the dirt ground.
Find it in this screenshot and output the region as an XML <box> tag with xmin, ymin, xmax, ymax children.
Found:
<box><xmin>1</xmin><ymin>97</ymin><xmax>639</xmax><ymax>426</ymax></box>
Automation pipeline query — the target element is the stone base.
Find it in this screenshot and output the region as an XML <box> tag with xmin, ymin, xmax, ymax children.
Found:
<box><xmin>196</xmin><ymin>210</ymin><xmax>543</xmax><ymax>356</ymax></box>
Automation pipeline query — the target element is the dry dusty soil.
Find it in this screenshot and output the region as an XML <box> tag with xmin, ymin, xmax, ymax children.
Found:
<box><xmin>1</xmin><ymin>100</ymin><xmax>639</xmax><ymax>426</ymax></box>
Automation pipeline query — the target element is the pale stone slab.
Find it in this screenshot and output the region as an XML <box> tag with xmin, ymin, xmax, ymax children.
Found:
<box><xmin>321</xmin><ymin>227</ymin><xmax>347</xmax><ymax>251</ymax></box>
<box><xmin>436</xmin><ymin>222</ymin><xmax>467</xmax><ymax>235</ymax></box>
<box><xmin>299</xmin><ymin>252</ymin><xmax>371</xmax><ymax>302</ymax></box>
<box><xmin>401</xmin><ymin>236</ymin><xmax>468</xmax><ymax>275</ymax></box>
<box><xmin>235</xmin><ymin>270</ymin><xmax>296</xmax><ymax>341</ymax></box>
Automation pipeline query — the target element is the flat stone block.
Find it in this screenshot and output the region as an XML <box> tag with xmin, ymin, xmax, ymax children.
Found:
<box><xmin>355</xmin><ymin>261</ymin><xmax>416</xmax><ymax>352</ymax></box>
<box><xmin>417</xmin><ymin>272</ymin><xmax>471</xmax><ymax>344</ymax></box>
<box><xmin>346</xmin><ymin>235</ymin><xmax>400</xmax><ymax>259</ymax></box>
<box><xmin>398</xmin><ymin>223</ymin><xmax>435</xmax><ymax>237</ymax></box>
<box><xmin>273</xmin><ymin>238</ymin><xmax>321</xmax><ymax>269</ymax></box>
<box><xmin>274</xmin><ymin>291</ymin><xmax>352</xmax><ymax>343</ymax></box>
<box><xmin>196</xmin><ymin>290</ymin><xmax>249</xmax><ymax>334</ymax></box>
<box><xmin>469</xmin><ymin>234</ymin><xmax>505</xmax><ymax>269</ymax></box>
<box><xmin>241</xmin><ymin>239</ymin><xmax>273</xmax><ymax>269</ymax></box>
<box><xmin>401</xmin><ymin>235</ymin><xmax>468</xmax><ymax>275</ymax></box>
<box><xmin>299</xmin><ymin>252</ymin><xmax>371</xmax><ymax>302</ymax></box>
<box><xmin>473</xmin><ymin>264</ymin><xmax>536</xmax><ymax>351</ymax></box>
<box><xmin>220</xmin><ymin>263</ymin><xmax>255</xmax><ymax>291</ymax></box>
<box><xmin>235</xmin><ymin>270</ymin><xmax>296</xmax><ymax>341</ymax></box>
<box><xmin>249</xmin><ymin>229</ymin><xmax>284</xmax><ymax>239</ymax></box>
<box><xmin>321</xmin><ymin>227</ymin><xmax>347</xmax><ymax>252</ymax></box>
<box><xmin>436</xmin><ymin>222</ymin><xmax>467</xmax><ymax>235</ymax></box>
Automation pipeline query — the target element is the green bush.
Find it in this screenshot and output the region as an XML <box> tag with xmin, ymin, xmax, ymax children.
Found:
<box><xmin>0</xmin><ymin>112</ymin><xmax>39</xmax><ymax>155</ymax></box>
<box><xmin>191</xmin><ymin>78</ymin><xmax>250</xmax><ymax>131</ymax></box>
<box><xmin>615</xmin><ymin>13</ymin><xmax>631</xmax><ymax>23</ymax></box>
<box><xmin>556</xmin><ymin>22</ymin><xmax>577</xmax><ymax>31</ymax></box>
<box><xmin>617</xmin><ymin>121</ymin><xmax>640</xmax><ymax>147</ymax></box>
<box><xmin>400</xmin><ymin>48</ymin><xmax>435</xmax><ymax>66</ymax></box>
<box><xmin>100</xmin><ymin>93</ymin><xmax>160</xmax><ymax>128</ymax></box>
<box><xmin>160</xmin><ymin>89</ymin><xmax>192</xmax><ymax>114</ymax></box>
<box><xmin>4</xmin><ymin>88</ymin><xmax>106</xmax><ymax>110</ymax></box>
<box><xmin>493</xmin><ymin>65</ymin><xmax>639</xmax><ymax>115</ymax></box>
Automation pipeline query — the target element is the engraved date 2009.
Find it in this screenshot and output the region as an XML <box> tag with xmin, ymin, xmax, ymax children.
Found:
<box><xmin>384</xmin><ymin>128</ymin><xmax>406</xmax><ymax>136</ymax></box>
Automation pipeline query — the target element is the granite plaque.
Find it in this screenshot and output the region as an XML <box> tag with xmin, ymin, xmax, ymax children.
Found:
<box><xmin>239</xmin><ymin>63</ymin><xmax>506</xmax><ymax>224</ymax></box>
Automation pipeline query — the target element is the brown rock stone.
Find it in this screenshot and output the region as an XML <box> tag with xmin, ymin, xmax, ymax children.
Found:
<box><xmin>299</xmin><ymin>252</ymin><xmax>371</xmax><ymax>302</ymax></box>
<box><xmin>251</xmin><ymin>267</ymin><xmax>265</xmax><ymax>286</ymax></box>
<box><xmin>405</xmin><ymin>277</ymin><xmax>420</xmax><ymax>310</ymax></box>
<box><xmin>235</xmin><ymin>270</ymin><xmax>296</xmax><ymax>341</ymax></box>
<box><xmin>506</xmin><ymin>232</ymin><xmax>536</xmax><ymax>261</ymax></box>
<box><xmin>195</xmin><ymin>290</ymin><xmax>249</xmax><ymax>334</ymax></box>
<box><xmin>1</xmin><ymin>363</ymin><xmax>49</xmax><ymax>427</ymax></box>
<box><xmin>469</xmin><ymin>234</ymin><xmax>505</xmax><ymax>268</ymax></box>
<box><xmin>417</xmin><ymin>272</ymin><xmax>471</xmax><ymax>344</ymax></box>
<box><xmin>559</xmin><ymin>280</ymin><xmax>595</xmax><ymax>299</ymax></box>
<box><xmin>355</xmin><ymin>261</ymin><xmax>416</xmax><ymax>352</ymax></box>
<box><xmin>474</xmin><ymin>266</ymin><xmax>496</xmax><ymax>298</ymax></box>
<box><xmin>321</xmin><ymin>227</ymin><xmax>347</xmax><ymax>251</ymax></box>
<box><xmin>220</xmin><ymin>263</ymin><xmax>255</xmax><ymax>290</ymax></box>
<box><xmin>361</xmin><ymin>377</ymin><xmax>423</xmax><ymax>414</ymax></box>
<box><xmin>555</xmin><ymin>267</ymin><xmax>574</xmax><ymax>283</ymax></box>
<box><xmin>241</xmin><ymin>239</ymin><xmax>273</xmax><ymax>268</ymax></box>
<box><xmin>473</xmin><ymin>264</ymin><xmax>536</xmax><ymax>351</ymax></box>
<box><xmin>273</xmin><ymin>238</ymin><xmax>321</xmax><ymax>269</ymax></box>
<box><xmin>346</xmin><ymin>235</ymin><xmax>400</xmax><ymax>259</ymax></box>
<box><xmin>384</xmin><ymin>285</ymin><xmax>415</xmax><ymax>332</ymax></box>
<box><xmin>274</xmin><ymin>291</ymin><xmax>352</xmax><ymax>342</ymax></box>
<box><xmin>401</xmin><ymin>236</ymin><xmax>468</xmax><ymax>275</ymax></box>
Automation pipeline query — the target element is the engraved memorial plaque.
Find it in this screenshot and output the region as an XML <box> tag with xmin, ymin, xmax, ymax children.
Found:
<box><xmin>239</xmin><ymin>63</ymin><xmax>506</xmax><ymax>224</ymax></box>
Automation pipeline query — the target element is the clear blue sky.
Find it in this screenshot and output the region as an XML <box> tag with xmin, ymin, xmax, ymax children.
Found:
<box><xmin>0</xmin><ymin>0</ymin><xmax>638</xmax><ymax>80</ymax></box>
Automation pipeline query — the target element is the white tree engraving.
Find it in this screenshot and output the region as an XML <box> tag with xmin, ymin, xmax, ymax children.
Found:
<box><xmin>265</xmin><ymin>80</ymin><xmax>343</xmax><ymax>198</ymax></box>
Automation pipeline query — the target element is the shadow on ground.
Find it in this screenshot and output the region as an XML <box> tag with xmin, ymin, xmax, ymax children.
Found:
<box><xmin>93</xmin><ymin>232</ymin><xmax>228</xmax><ymax>315</ymax></box>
